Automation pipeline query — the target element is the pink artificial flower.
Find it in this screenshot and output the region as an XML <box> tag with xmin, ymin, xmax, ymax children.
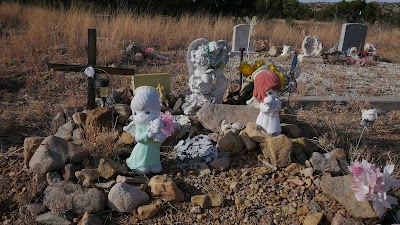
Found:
<box><xmin>349</xmin><ymin>160</ymin><xmax>365</xmax><ymax>179</ymax></box>
<box><xmin>159</xmin><ymin>112</ymin><xmax>176</xmax><ymax>137</ymax></box>
<box><xmin>145</xmin><ymin>47</ymin><xmax>154</xmax><ymax>55</ymax></box>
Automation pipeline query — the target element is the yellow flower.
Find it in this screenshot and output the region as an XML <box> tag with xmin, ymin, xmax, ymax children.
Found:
<box><xmin>252</xmin><ymin>60</ymin><xmax>265</xmax><ymax>71</ymax></box>
<box><xmin>277</xmin><ymin>72</ymin><xmax>286</xmax><ymax>90</ymax></box>
<box><xmin>239</xmin><ymin>62</ymin><xmax>254</xmax><ymax>76</ymax></box>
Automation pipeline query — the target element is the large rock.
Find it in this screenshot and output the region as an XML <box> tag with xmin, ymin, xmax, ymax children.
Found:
<box><xmin>43</xmin><ymin>180</ymin><xmax>105</xmax><ymax>215</ymax></box>
<box><xmin>23</xmin><ymin>136</ymin><xmax>45</xmax><ymax>168</ymax></box>
<box><xmin>114</xmin><ymin>104</ymin><xmax>131</xmax><ymax>125</ymax></box>
<box><xmin>85</xmin><ymin>107</ymin><xmax>113</xmax><ymax>129</ymax></box>
<box><xmin>216</xmin><ymin>131</ymin><xmax>244</xmax><ymax>154</ymax></box>
<box><xmin>197</xmin><ymin>103</ymin><xmax>259</xmax><ymax>133</ymax></box>
<box><xmin>29</xmin><ymin>136</ymin><xmax>89</xmax><ymax>174</ymax></box>
<box><xmin>107</xmin><ymin>182</ymin><xmax>149</xmax><ymax>212</ymax></box>
<box><xmin>148</xmin><ymin>175</ymin><xmax>184</xmax><ymax>202</ymax></box>
<box><xmin>320</xmin><ymin>174</ymin><xmax>378</xmax><ymax>218</ymax></box>
<box><xmin>260</xmin><ymin>134</ymin><xmax>292</xmax><ymax>168</ymax></box>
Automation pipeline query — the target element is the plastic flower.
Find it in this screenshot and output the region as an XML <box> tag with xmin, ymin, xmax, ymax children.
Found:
<box><xmin>361</xmin><ymin>108</ymin><xmax>380</xmax><ymax>127</ymax></box>
<box><xmin>159</xmin><ymin>112</ymin><xmax>176</xmax><ymax>137</ymax></box>
<box><xmin>364</xmin><ymin>43</ymin><xmax>377</xmax><ymax>56</ymax></box>
<box><xmin>348</xmin><ymin>160</ymin><xmax>400</xmax><ymax>217</ymax></box>
<box><xmin>84</xmin><ymin>66</ymin><xmax>95</xmax><ymax>78</ymax></box>
<box><xmin>145</xmin><ymin>47</ymin><xmax>154</xmax><ymax>55</ymax></box>
<box><xmin>239</xmin><ymin>62</ymin><xmax>254</xmax><ymax>76</ymax></box>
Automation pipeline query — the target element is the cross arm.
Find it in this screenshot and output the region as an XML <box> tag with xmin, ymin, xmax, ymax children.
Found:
<box><xmin>47</xmin><ymin>63</ymin><xmax>136</xmax><ymax>75</ymax></box>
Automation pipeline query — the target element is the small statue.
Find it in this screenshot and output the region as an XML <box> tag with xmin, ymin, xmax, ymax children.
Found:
<box><xmin>252</xmin><ymin>67</ymin><xmax>282</xmax><ymax>136</ymax></box>
<box><xmin>182</xmin><ymin>38</ymin><xmax>229</xmax><ymax>115</ymax></box>
<box><xmin>123</xmin><ymin>86</ymin><xmax>169</xmax><ymax>173</ymax></box>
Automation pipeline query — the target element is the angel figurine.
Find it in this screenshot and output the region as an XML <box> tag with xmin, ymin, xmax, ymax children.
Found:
<box><xmin>182</xmin><ymin>38</ymin><xmax>229</xmax><ymax>115</ymax></box>
<box><xmin>252</xmin><ymin>67</ymin><xmax>282</xmax><ymax>136</ymax></box>
<box><xmin>123</xmin><ymin>86</ymin><xmax>176</xmax><ymax>173</ymax></box>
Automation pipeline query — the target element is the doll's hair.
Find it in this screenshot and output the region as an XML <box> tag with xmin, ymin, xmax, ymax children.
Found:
<box><xmin>253</xmin><ymin>70</ymin><xmax>281</xmax><ymax>103</ymax></box>
<box><xmin>131</xmin><ymin>86</ymin><xmax>161</xmax><ymax>111</ymax></box>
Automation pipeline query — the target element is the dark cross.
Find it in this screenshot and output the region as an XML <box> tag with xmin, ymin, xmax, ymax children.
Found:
<box><xmin>48</xmin><ymin>29</ymin><xmax>135</xmax><ymax>109</ymax></box>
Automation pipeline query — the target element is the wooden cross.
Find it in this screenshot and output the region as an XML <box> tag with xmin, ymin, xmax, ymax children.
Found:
<box><xmin>48</xmin><ymin>29</ymin><xmax>136</xmax><ymax>109</ymax></box>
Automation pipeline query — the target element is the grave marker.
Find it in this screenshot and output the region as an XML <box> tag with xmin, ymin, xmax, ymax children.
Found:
<box><xmin>230</xmin><ymin>24</ymin><xmax>253</xmax><ymax>56</ymax></box>
<box><xmin>338</xmin><ymin>23</ymin><xmax>368</xmax><ymax>52</ymax></box>
<box><xmin>47</xmin><ymin>29</ymin><xmax>135</xmax><ymax>109</ymax></box>
<box><xmin>131</xmin><ymin>73</ymin><xmax>171</xmax><ymax>92</ymax></box>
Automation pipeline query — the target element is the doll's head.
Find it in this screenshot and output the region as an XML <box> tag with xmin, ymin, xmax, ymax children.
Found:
<box><xmin>131</xmin><ymin>86</ymin><xmax>161</xmax><ymax>125</ymax></box>
<box><xmin>253</xmin><ymin>69</ymin><xmax>281</xmax><ymax>103</ymax></box>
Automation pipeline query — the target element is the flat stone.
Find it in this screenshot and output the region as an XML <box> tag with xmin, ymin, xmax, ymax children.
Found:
<box><xmin>320</xmin><ymin>174</ymin><xmax>378</xmax><ymax>218</ymax></box>
<box><xmin>261</xmin><ymin>134</ymin><xmax>292</xmax><ymax>168</ymax></box>
<box><xmin>310</xmin><ymin>152</ymin><xmax>341</xmax><ymax>174</ymax></box>
<box><xmin>93</xmin><ymin>180</ymin><xmax>116</xmax><ymax>189</ymax></box>
<box><xmin>98</xmin><ymin>158</ymin><xmax>129</xmax><ymax>180</ymax></box>
<box><xmin>107</xmin><ymin>182</ymin><xmax>149</xmax><ymax>213</ymax></box>
<box><xmin>243</xmin><ymin>122</ymin><xmax>271</xmax><ymax>143</ymax></box>
<box><xmin>197</xmin><ymin>103</ymin><xmax>259</xmax><ymax>133</ymax></box>
<box><xmin>216</xmin><ymin>131</ymin><xmax>244</xmax><ymax>154</ymax></box>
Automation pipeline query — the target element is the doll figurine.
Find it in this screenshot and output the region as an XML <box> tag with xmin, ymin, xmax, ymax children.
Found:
<box><xmin>123</xmin><ymin>86</ymin><xmax>165</xmax><ymax>174</ymax></box>
<box><xmin>252</xmin><ymin>67</ymin><xmax>282</xmax><ymax>136</ymax></box>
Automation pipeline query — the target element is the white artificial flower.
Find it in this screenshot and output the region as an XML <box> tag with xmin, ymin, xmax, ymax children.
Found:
<box><xmin>361</xmin><ymin>109</ymin><xmax>380</xmax><ymax>122</ymax></box>
<box><xmin>84</xmin><ymin>66</ymin><xmax>95</xmax><ymax>78</ymax></box>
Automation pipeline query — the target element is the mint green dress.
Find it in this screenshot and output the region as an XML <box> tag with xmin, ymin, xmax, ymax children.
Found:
<box><xmin>126</xmin><ymin>125</ymin><xmax>161</xmax><ymax>170</ymax></box>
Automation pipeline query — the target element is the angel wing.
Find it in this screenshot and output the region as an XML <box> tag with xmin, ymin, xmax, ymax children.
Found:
<box><xmin>187</xmin><ymin>38</ymin><xmax>208</xmax><ymax>77</ymax></box>
<box><xmin>216</xmin><ymin>40</ymin><xmax>229</xmax><ymax>64</ymax></box>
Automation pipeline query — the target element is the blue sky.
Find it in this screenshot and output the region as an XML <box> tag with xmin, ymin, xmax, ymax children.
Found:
<box><xmin>299</xmin><ymin>0</ymin><xmax>400</xmax><ymax>2</ymax></box>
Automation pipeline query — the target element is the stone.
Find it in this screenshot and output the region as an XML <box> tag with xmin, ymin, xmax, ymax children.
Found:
<box><xmin>64</xmin><ymin>107</ymin><xmax>76</xmax><ymax>121</ymax></box>
<box><xmin>209</xmin><ymin>157</ymin><xmax>231</xmax><ymax>171</ymax></box>
<box><xmin>85</xmin><ymin>107</ymin><xmax>113</xmax><ymax>129</ymax></box>
<box><xmin>303</xmin><ymin>212</ymin><xmax>324</xmax><ymax>225</ymax></box>
<box><xmin>261</xmin><ymin>134</ymin><xmax>292</xmax><ymax>168</ymax></box>
<box><xmin>309</xmin><ymin>152</ymin><xmax>341</xmax><ymax>174</ymax></box>
<box><xmin>63</xmin><ymin>164</ymin><xmax>80</xmax><ymax>181</ymax></box>
<box><xmin>77</xmin><ymin>212</ymin><xmax>103</xmax><ymax>225</ymax></box>
<box><xmin>93</xmin><ymin>180</ymin><xmax>116</xmax><ymax>189</ymax></box>
<box><xmin>51</xmin><ymin>112</ymin><xmax>66</xmax><ymax>131</ymax></box>
<box><xmin>107</xmin><ymin>182</ymin><xmax>149</xmax><ymax>213</ymax></box>
<box><xmin>216</xmin><ymin>131</ymin><xmax>244</xmax><ymax>154</ymax></box>
<box><xmin>301</xmin><ymin>36</ymin><xmax>323</xmax><ymax>57</ymax></box>
<box><xmin>31</xmin><ymin>174</ymin><xmax>47</xmax><ymax>197</ymax></box>
<box><xmin>46</xmin><ymin>171</ymin><xmax>63</xmax><ymax>185</ymax></box>
<box><xmin>331</xmin><ymin>213</ymin><xmax>362</xmax><ymax>225</ymax></box>
<box><xmin>116</xmin><ymin>175</ymin><xmax>147</xmax><ymax>184</ymax></box>
<box><xmin>268</xmin><ymin>46</ymin><xmax>278</xmax><ymax>57</ymax></box>
<box><xmin>338</xmin><ymin>23</ymin><xmax>368</xmax><ymax>52</ymax></box>
<box><xmin>72</xmin><ymin>128</ymin><xmax>85</xmax><ymax>141</ymax></box>
<box><xmin>301</xmin><ymin>167</ymin><xmax>314</xmax><ymax>177</ymax></box>
<box><xmin>327</xmin><ymin>148</ymin><xmax>349</xmax><ymax>173</ymax></box>
<box><xmin>27</xmin><ymin>203</ymin><xmax>47</xmax><ymax>216</ymax></box>
<box><xmin>280</xmin><ymin>123</ymin><xmax>301</xmax><ymax>138</ymax></box>
<box><xmin>320</xmin><ymin>174</ymin><xmax>378</xmax><ymax>218</ymax></box>
<box><xmin>35</xmin><ymin>212</ymin><xmax>71</xmax><ymax>225</ymax></box>
<box><xmin>29</xmin><ymin>136</ymin><xmax>89</xmax><ymax>174</ymax></box>
<box><xmin>72</xmin><ymin>112</ymin><xmax>87</xmax><ymax>128</ymax></box>
<box><xmin>238</xmin><ymin>130</ymin><xmax>257</xmax><ymax>151</ymax></box>
<box><xmin>54</xmin><ymin>120</ymin><xmax>76</xmax><ymax>140</ymax></box>
<box><xmin>114</xmin><ymin>103</ymin><xmax>131</xmax><ymax>125</ymax></box>
<box><xmin>292</xmin><ymin>137</ymin><xmax>320</xmax><ymax>157</ymax></box>
<box><xmin>244</xmin><ymin>122</ymin><xmax>271</xmax><ymax>143</ymax></box>
<box><xmin>191</xmin><ymin>195</ymin><xmax>212</xmax><ymax>209</ymax></box>
<box><xmin>148</xmin><ymin>174</ymin><xmax>184</xmax><ymax>202</ymax></box>
<box><xmin>97</xmin><ymin>158</ymin><xmax>129</xmax><ymax>180</ymax></box>
<box><xmin>197</xmin><ymin>103</ymin><xmax>259</xmax><ymax>133</ymax></box>
<box><xmin>137</xmin><ymin>204</ymin><xmax>161</xmax><ymax>220</ymax></box>
<box><xmin>210</xmin><ymin>194</ymin><xmax>224</xmax><ymax>207</ymax></box>
<box><xmin>285</xmin><ymin>163</ymin><xmax>305</xmax><ymax>176</ymax></box>
<box><xmin>75</xmin><ymin>169</ymin><xmax>99</xmax><ymax>187</ymax></box>
<box><xmin>23</xmin><ymin>136</ymin><xmax>45</xmax><ymax>168</ymax></box>
<box><xmin>43</xmin><ymin>180</ymin><xmax>105</xmax><ymax>214</ymax></box>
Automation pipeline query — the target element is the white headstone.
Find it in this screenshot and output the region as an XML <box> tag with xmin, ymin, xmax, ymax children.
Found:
<box><xmin>301</xmin><ymin>36</ymin><xmax>323</xmax><ymax>57</ymax></box>
<box><xmin>338</xmin><ymin>23</ymin><xmax>368</xmax><ymax>52</ymax></box>
<box><xmin>230</xmin><ymin>24</ymin><xmax>253</xmax><ymax>56</ymax></box>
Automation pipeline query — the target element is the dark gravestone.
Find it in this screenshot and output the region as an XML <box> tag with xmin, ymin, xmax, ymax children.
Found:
<box><xmin>338</xmin><ymin>23</ymin><xmax>368</xmax><ymax>52</ymax></box>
